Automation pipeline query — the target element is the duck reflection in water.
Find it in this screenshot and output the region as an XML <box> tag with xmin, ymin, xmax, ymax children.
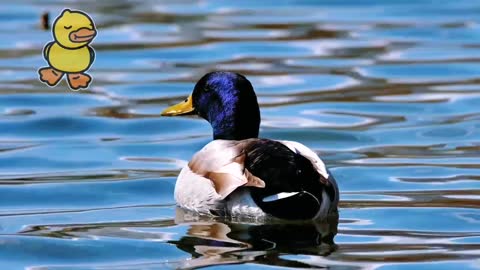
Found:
<box><xmin>169</xmin><ymin>207</ymin><xmax>339</xmax><ymax>269</ymax></box>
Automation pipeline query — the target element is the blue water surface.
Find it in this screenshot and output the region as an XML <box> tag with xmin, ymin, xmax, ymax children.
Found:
<box><xmin>0</xmin><ymin>0</ymin><xmax>479</xmax><ymax>269</ymax></box>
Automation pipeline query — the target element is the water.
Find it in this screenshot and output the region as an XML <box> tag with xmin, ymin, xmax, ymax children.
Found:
<box><xmin>1</xmin><ymin>0</ymin><xmax>480</xmax><ymax>269</ymax></box>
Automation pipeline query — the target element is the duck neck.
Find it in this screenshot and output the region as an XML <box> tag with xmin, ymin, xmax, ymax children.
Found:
<box><xmin>213</xmin><ymin>123</ymin><xmax>259</xmax><ymax>140</ymax></box>
<box><xmin>211</xmin><ymin>108</ymin><xmax>260</xmax><ymax>141</ymax></box>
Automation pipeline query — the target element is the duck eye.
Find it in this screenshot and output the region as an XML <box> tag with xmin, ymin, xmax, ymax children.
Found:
<box><xmin>64</xmin><ymin>25</ymin><xmax>72</xmax><ymax>30</ymax></box>
<box><xmin>204</xmin><ymin>86</ymin><xmax>212</xmax><ymax>92</ymax></box>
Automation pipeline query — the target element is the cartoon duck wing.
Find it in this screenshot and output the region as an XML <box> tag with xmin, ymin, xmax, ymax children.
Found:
<box><xmin>88</xmin><ymin>46</ymin><xmax>95</xmax><ymax>65</ymax></box>
<box><xmin>43</xmin><ymin>41</ymin><xmax>54</xmax><ymax>61</ymax></box>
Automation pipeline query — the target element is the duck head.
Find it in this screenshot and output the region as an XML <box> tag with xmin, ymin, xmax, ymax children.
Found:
<box><xmin>162</xmin><ymin>71</ymin><xmax>261</xmax><ymax>140</ymax></box>
<box><xmin>53</xmin><ymin>9</ymin><xmax>96</xmax><ymax>49</ymax></box>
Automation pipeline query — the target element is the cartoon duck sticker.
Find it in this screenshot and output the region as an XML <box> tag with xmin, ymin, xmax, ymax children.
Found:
<box><xmin>38</xmin><ymin>9</ymin><xmax>97</xmax><ymax>90</ymax></box>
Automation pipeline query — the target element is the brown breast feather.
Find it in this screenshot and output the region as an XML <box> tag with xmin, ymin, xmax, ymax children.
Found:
<box><xmin>188</xmin><ymin>140</ymin><xmax>265</xmax><ymax>199</ymax></box>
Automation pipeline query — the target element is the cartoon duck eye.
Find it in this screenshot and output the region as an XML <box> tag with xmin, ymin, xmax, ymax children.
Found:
<box><xmin>64</xmin><ymin>25</ymin><xmax>72</xmax><ymax>30</ymax></box>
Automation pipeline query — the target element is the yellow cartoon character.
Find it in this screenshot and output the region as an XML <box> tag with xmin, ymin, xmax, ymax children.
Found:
<box><xmin>38</xmin><ymin>9</ymin><xmax>97</xmax><ymax>90</ymax></box>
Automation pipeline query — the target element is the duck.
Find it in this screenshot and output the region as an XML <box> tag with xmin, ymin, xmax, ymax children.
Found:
<box><xmin>38</xmin><ymin>9</ymin><xmax>96</xmax><ymax>90</ymax></box>
<box><xmin>161</xmin><ymin>71</ymin><xmax>339</xmax><ymax>221</ymax></box>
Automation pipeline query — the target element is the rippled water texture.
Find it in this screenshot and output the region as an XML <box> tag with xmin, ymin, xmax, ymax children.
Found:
<box><xmin>1</xmin><ymin>0</ymin><xmax>480</xmax><ymax>269</ymax></box>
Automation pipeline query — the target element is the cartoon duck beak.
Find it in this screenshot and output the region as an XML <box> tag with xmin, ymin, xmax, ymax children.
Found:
<box><xmin>69</xmin><ymin>28</ymin><xmax>97</xmax><ymax>43</ymax></box>
<box><xmin>161</xmin><ymin>95</ymin><xmax>196</xmax><ymax>116</ymax></box>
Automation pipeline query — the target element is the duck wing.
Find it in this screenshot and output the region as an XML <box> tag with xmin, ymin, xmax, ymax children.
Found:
<box><xmin>280</xmin><ymin>140</ymin><xmax>339</xmax><ymax>209</ymax></box>
<box><xmin>88</xmin><ymin>46</ymin><xmax>95</xmax><ymax>64</ymax></box>
<box><xmin>43</xmin><ymin>41</ymin><xmax>54</xmax><ymax>61</ymax></box>
<box><xmin>241</xmin><ymin>139</ymin><xmax>338</xmax><ymax>220</ymax></box>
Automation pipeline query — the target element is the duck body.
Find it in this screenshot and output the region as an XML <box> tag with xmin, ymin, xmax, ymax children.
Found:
<box><xmin>175</xmin><ymin>139</ymin><xmax>339</xmax><ymax>220</ymax></box>
<box><xmin>46</xmin><ymin>42</ymin><xmax>93</xmax><ymax>73</ymax></box>
<box><xmin>162</xmin><ymin>71</ymin><xmax>339</xmax><ymax>221</ymax></box>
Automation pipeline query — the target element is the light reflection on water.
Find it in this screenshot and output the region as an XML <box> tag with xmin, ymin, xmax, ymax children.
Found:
<box><xmin>0</xmin><ymin>0</ymin><xmax>479</xmax><ymax>269</ymax></box>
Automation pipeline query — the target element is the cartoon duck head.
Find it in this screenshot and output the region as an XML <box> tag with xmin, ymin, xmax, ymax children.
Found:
<box><xmin>53</xmin><ymin>9</ymin><xmax>96</xmax><ymax>49</ymax></box>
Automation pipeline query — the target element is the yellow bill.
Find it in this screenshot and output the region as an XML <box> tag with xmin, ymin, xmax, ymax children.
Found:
<box><xmin>161</xmin><ymin>95</ymin><xmax>195</xmax><ymax>116</ymax></box>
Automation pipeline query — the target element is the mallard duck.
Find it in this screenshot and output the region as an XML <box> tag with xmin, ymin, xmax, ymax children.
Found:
<box><xmin>162</xmin><ymin>71</ymin><xmax>339</xmax><ymax>220</ymax></box>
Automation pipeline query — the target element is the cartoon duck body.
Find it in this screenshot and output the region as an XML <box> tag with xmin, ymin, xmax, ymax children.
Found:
<box><xmin>39</xmin><ymin>9</ymin><xmax>96</xmax><ymax>90</ymax></box>
<box><xmin>47</xmin><ymin>43</ymin><xmax>92</xmax><ymax>73</ymax></box>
